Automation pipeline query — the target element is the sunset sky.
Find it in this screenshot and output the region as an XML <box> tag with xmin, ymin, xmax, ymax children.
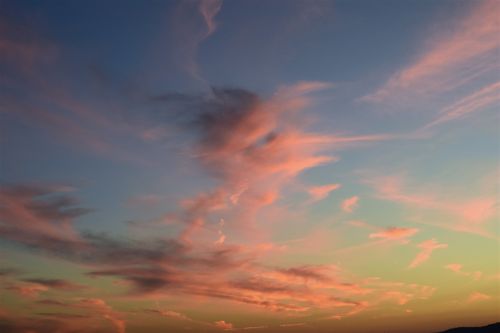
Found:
<box><xmin>0</xmin><ymin>1</ymin><xmax>499</xmax><ymax>332</ymax></box>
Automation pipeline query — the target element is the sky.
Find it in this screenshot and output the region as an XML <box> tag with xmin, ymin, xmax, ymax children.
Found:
<box><xmin>0</xmin><ymin>0</ymin><xmax>499</xmax><ymax>332</ymax></box>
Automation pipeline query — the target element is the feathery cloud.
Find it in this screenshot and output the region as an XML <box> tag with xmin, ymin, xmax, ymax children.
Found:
<box><xmin>363</xmin><ymin>0</ymin><xmax>500</xmax><ymax>103</ymax></box>
<box><xmin>408</xmin><ymin>239</ymin><xmax>448</xmax><ymax>268</ymax></box>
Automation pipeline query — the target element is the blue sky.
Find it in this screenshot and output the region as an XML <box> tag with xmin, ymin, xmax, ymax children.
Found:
<box><xmin>0</xmin><ymin>1</ymin><xmax>498</xmax><ymax>332</ymax></box>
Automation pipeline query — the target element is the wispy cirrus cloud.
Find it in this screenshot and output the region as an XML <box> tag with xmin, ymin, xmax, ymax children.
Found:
<box><xmin>408</xmin><ymin>239</ymin><xmax>447</xmax><ymax>269</ymax></box>
<box><xmin>365</xmin><ymin>174</ymin><xmax>498</xmax><ymax>238</ymax></box>
<box><xmin>369</xmin><ymin>227</ymin><xmax>419</xmax><ymax>241</ymax></box>
<box><xmin>307</xmin><ymin>183</ymin><xmax>341</xmax><ymax>202</ymax></box>
<box><xmin>0</xmin><ymin>17</ymin><xmax>56</xmax><ymax>73</ymax></box>
<box><xmin>422</xmin><ymin>81</ymin><xmax>500</xmax><ymax>130</ymax></box>
<box><xmin>363</xmin><ymin>0</ymin><xmax>499</xmax><ymax>103</ymax></box>
<box><xmin>143</xmin><ymin>308</ymin><xmax>191</xmax><ymax>321</ymax></box>
<box><xmin>171</xmin><ymin>0</ymin><xmax>223</xmax><ymax>83</ymax></box>
<box><xmin>444</xmin><ymin>264</ymin><xmax>482</xmax><ymax>280</ymax></box>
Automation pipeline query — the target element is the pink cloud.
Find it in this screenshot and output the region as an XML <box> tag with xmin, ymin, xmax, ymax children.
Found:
<box><xmin>199</xmin><ymin>0</ymin><xmax>223</xmax><ymax>37</ymax></box>
<box><xmin>408</xmin><ymin>239</ymin><xmax>448</xmax><ymax>268</ymax></box>
<box><xmin>423</xmin><ymin>81</ymin><xmax>500</xmax><ymax>129</ymax></box>
<box><xmin>0</xmin><ymin>184</ymin><xmax>86</xmax><ymax>249</ymax></box>
<box><xmin>445</xmin><ymin>263</ymin><xmax>463</xmax><ymax>274</ymax></box>
<box><xmin>445</xmin><ymin>264</ymin><xmax>482</xmax><ymax>280</ymax></box>
<box><xmin>173</xmin><ymin>82</ymin><xmax>350</xmax><ymax>242</ymax></box>
<box><xmin>214</xmin><ymin>218</ymin><xmax>226</xmax><ymax>245</ymax></box>
<box><xmin>458</xmin><ymin>198</ymin><xmax>497</xmax><ymax>225</ymax></box>
<box><xmin>144</xmin><ymin>308</ymin><xmax>191</xmax><ymax>321</ymax></box>
<box><xmin>369</xmin><ymin>227</ymin><xmax>419</xmax><ymax>241</ymax></box>
<box><xmin>363</xmin><ymin>0</ymin><xmax>500</xmax><ymax>102</ymax></box>
<box><xmin>74</xmin><ymin>298</ymin><xmax>125</xmax><ymax>333</ymax></box>
<box><xmin>307</xmin><ymin>183</ymin><xmax>341</xmax><ymax>202</ymax></box>
<box><xmin>341</xmin><ymin>196</ymin><xmax>359</xmax><ymax>213</ymax></box>
<box><xmin>365</xmin><ymin>174</ymin><xmax>497</xmax><ymax>237</ymax></box>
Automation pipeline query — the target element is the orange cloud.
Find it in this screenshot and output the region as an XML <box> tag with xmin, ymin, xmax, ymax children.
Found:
<box><xmin>215</xmin><ymin>320</ymin><xmax>234</xmax><ymax>330</ymax></box>
<box><xmin>5</xmin><ymin>283</ymin><xmax>48</xmax><ymax>298</ymax></box>
<box><xmin>408</xmin><ymin>239</ymin><xmax>448</xmax><ymax>268</ymax></box>
<box><xmin>467</xmin><ymin>292</ymin><xmax>491</xmax><ymax>303</ymax></box>
<box><xmin>74</xmin><ymin>298</ymin><xmax>125</xmax><ymax>333</ymax></box>
<box><xmin>445</xmin><ymin>264</ymin><xmax>482</xmax><ymax>280</ymax></box>
<box><xmin>0</xmin><ymin>184</ymin><xmax>87</xmax><ymax>249</ymax></box>
<box><xmin>144</xmin><ymin>308</ymin><xmax>191</xmax><ymax>321</ymax></box>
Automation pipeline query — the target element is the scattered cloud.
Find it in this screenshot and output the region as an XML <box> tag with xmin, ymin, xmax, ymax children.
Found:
<box><xmin>5</xmin><ymin>283</ymin><xmax>48</xmax><ymax>298</ymax></box>
<box><xmin>215</xmin><ymin>320</ymin><xmax>234</xmax><ymax>330</ymax></box>
<box><xmin>341</xmin><ymin>196</ymin><xmax>359</xmax><ymax>213</ymax></box>
<box><xmin>143</xmin><ymin>308</ymin><xmax>191</xmax><ymax>321</ymax></box>
<box><xmin>408</xmin><ymin>239</ymin><xmax>448</xmax><ymax>268</ymax></box>
<box><xmin>307</xmin><ymin>183</ymin><xmax>341</xmax><ymax>202</ymax></box>
<box><xmin>365</xmin><ymin>174</ymin><xmax>498</xmax><ymax>238</ymax></box>
<box><xmin>369</xmin><ymin>227</ymin><xmax>419</xmax><ymax>241</ymax></box>
<box><xmin>467</xmin><ymin>292</ymin><xmax>491</xmax><ymax>303</ymax></box>
<box><xmin>445</xmin><ymin>264</ymin><xmax>482</xmax><ymax>280</ymax></box>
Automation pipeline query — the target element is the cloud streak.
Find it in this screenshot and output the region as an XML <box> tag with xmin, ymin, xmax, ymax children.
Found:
<box><xmin>307</xmin><ymin>183</ymin><xmax>341</xmax><ymax>202</ymax></box>
<box><xmin>422</xmin><ymin>81</ymin><xmax>500</xmax><ymax>130</ymax></box>
<box><xmin>365</xmin><ymin>174</ymin><xmax>498</xmax><ymax>238</ymax></box>
<box><xmin>171</xmin><ymin>0</ymin><xmax>223</xmax><ymax>83</ymax></box>
<box><xmin>408</xmin><ymin>239</ymin><xmax>448</xmax><ymax>268</ymax></box>
<box><xmin>363</xmin><ymin>0</ymin><xmax>500</xmax><ymax>103</ymax></box>
<box><xmin>369</xmin><ymin>227</ymin><xmax>419</xmax><ymax>241</ymax></box>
